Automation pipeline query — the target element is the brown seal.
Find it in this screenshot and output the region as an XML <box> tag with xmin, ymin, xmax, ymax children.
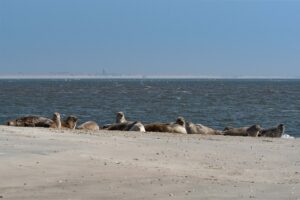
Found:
<box><xmin>6</xmin><ymin>115</ymin><xmax>53</xmax><ymax>127</ymax></box>
<box><xmin>77</xmin><ymin>121</ymin><xmax>100</xmax><ymax>131</ymax></box>
<box><xmin>50</xmin><ymin>113</ymin><xmax>78</xmax><ymax>129</ymax></box>
<box><xmin>186</xmin><ymin>122</ymin><xmax>222</xmax><ymax>135</ymax></box>
<box><xmin>259</xmin><ymin>124</ymin><xmax>284</xmax><ymax>138</ymax></box>
<box><xmin>62</xmin><ymin>115</ymin><xmax>78</xmax><ymax>129</ymax></box>
<box><xmin>144</xmin><ymin>117</ymin><xmax>187</xmax><ymax>134</ymax></box>
<box><xmin>223</xmin><ymin>125</ymin><xmax>261</xmax><ymax>137</ymax></box>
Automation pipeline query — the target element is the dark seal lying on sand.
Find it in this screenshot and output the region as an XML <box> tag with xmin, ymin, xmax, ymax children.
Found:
<box><xmin>6</xmin><ymin>116</ymin><xmax>53</xmax><ymax>127</ymax></box>
<box><xmin>259</xmin><ymin>124</ymin><xmax>285</xmax><ymax>138</ymax></box>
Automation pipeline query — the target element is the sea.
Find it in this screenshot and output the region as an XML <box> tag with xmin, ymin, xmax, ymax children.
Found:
<box><xmin>0</xmin><ymin>79</ymin><xmax>299</xmax><ymax>137</ymax></box>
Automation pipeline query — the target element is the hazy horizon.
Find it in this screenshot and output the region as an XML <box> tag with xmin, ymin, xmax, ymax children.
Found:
<box><xmin>1</xmin><ymin>1</ymin><xmax>300</xmax><ymax>77</ymax></box>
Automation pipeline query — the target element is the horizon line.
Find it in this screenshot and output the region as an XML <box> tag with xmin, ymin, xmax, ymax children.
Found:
<box><xmin>0</xmin><ymin>74</ymin><xmax>299</xmax><ymax>80</ymax></box>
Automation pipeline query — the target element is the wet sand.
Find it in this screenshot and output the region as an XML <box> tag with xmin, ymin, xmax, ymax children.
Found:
<box><xmin>0</xmin><ymin>125</ymin><xmax>299</xmax><ymax>199</ymax></box>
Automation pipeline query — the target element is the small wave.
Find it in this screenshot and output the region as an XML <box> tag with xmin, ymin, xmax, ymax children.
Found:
<box><xmin>281</xmin><ymin>134</ymin><xmax>295</xmax><ymax>139</ymax></box>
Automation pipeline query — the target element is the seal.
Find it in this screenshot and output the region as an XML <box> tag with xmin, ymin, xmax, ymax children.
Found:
<box><xmin>62</xmin><ymin>115</ymin><xmax>78</xmax><ymax>129</ymax></box>
<box><xmin>116</xmin><ymin>112</ymin><xmax>127</xmax><ymax>123</ymax></box>
<box><xmin>77</xmin><ymin>121</ymin><xmax>100</xmax><ymax>131</ymax></box>
<box><xmin>259</xmin><ymin>124</ymin><xmax>284</xmax><ymax>137</ymax></box>
<box><xmin>6</xmin><ymin>115</ymin><xmax>53</xmax><ymax>127</ymax></box>
<box><xmin>144</xmin><ymin>117</ymin><xmax>187</xmax><ymax>134</ymax></box>
<box><xmin>186</xmin><ymin>122</ymin><xmax>222</xmax><ymax>135</ymax></box>
<box><xmin>50</xmin><ymin>113</ymin><xmax>78</xmax><ymax>129</ymax></box>
<box><xmin>102</xmin><ymin>112</ymin><xmax>128</xmax><ymax>129</ymax></box>
<box><xmin>50</xmin><ymin>112</ymin><xmax>61</xmax><ymax>129</ymax></box>
<box><xmin>129</xmin><ymin>121</ymin><xmax>146</xmax><ymax>132</ymax></box>
<box><xmin>223</xmin><ymin>125</ymin><xmax>261</xmax><ymax>137</ymax></box>
<box><xmin>106</xmin><ymin>121</ymin><xmax>145</xmax><ymax>132</ymax></box>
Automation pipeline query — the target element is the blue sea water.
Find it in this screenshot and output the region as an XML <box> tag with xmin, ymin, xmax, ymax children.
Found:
<box><xmin>0</xmin><ymin>79</ymin><xmax>299</xmax><ymax>137</ymax></box>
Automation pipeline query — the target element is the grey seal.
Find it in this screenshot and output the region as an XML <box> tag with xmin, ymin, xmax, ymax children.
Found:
<box><xmin>223</xmin><ymin>125</ymin><xmax>261</xmax><ymax>137</ymax></box>
<box><xmin>259</xmin><ymin>124</ymin><xmax>285</xmax><ymax>138</ymax></box>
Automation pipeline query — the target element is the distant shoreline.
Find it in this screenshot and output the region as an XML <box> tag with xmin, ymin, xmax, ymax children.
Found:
<box><xmin>0</xmin><ymin>75</ymin><xmax>299</xmax><ymax>80</ymax></box>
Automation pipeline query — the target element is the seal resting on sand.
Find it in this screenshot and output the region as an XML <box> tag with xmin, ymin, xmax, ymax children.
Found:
<box><xmin>102</xmin><ymin>112</ymin><xmax>128</xmax><ymax>129</ymax></box>
<box><xmin>104</xmin><ymin>112</ymin><xmax>145</xmax><ymax>132</ymax></box>
<box><xmin>62</xmin><ymin>115</ymin><xmax>78</xmax><ymax>129</ymax></box>
<box><xmin>186</xmin><ymin>122</ymin><xmax>222</xmax><ymax>135</ymax></box>
<box><xmin>77</xmin><ymin>121</ymin><xmax>100</xmax><ymax>131</ymax></box>
<box><xmin>223</xmin><ymin>125</ymin><xmax>261</xmax><ymax>137</ymax></box>
<box><xmin>106</xmin><ymin>121</ymin><xmax>146</xmax><ymax>132</ymax></box>
<box><xmin>259</xmin><ymin>124</ymin><xmax>285</xmax><ymax>138</ymax></box>
<box><xmin>144</xmin><ymin>117</ymin><xmax>187</xmax><ymax>134</ymax></box>
<box><xmin>50</xmin><ymin>113</ymin><xmax>78</xmax><ymax>129</ymax></box>
<box><xmin>6</xmin><ymin>115</ymin><xmax>53</xmax><ymax>127</ymax></box>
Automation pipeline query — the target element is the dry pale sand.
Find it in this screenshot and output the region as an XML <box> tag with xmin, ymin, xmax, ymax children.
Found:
<box><xmin>0</xmin><ymin>125</ymin><xmax>299</xmax><ymax>200</ymax></box>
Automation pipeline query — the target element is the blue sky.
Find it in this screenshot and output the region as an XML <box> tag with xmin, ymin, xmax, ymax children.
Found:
<box><xmin>1</xmin><ymin>0</ymin><xmax>300</xmax><ymax>77</ymax></box>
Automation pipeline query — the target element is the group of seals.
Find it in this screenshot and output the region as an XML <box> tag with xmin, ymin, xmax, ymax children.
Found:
<box><xmin>5</xmin><ymin>112</ymin><xmax>285</xmax><ymax>137</ymax></box>
<box><xmin>6</xmin><ymin>112</ymin><xmax>79</xmax><ymax>130</ymax></box>
<box><xmin>6</xmin><ymin>116</ymin><xmax>53</xmax><ymax>127</ymax></box>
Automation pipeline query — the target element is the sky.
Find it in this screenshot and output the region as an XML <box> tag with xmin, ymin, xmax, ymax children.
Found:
<box><xmin>0</xmin><ymin>0</ymin><xmax>300</xmax><ymax>77</ymax></box>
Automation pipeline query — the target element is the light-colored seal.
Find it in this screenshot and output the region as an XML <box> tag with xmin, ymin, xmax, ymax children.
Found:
<box><xmin>50</xmin><ymin>112</ymin><xmax>61</xmax><ymax>129</ymax></box>
<box><xmin>144</xmin><ymin>117</ymin><xmax>187</xmax><ymax>134</ymax></box>
<box><xmin>223</xmin><ymin>125</ymin><xmax>261</xmax><ymax>137</ymax></box>
<box><xmin>186</xmin><ymin>122</ymin><xmax>222</xmax><ymax>135</ymax></box>
<box><xmin>116</xmin><ymin>112</ymin><xmax>127</xmax><ymax>123</ymax></box>
<box><xmin>77</xmin><ymin>121</ymin><xmax>100</xmax><ymax>131</ymax></box>
<box><xmin>6</xmin><ymin>115</ymin><xmax>53</xmax><ymax>127</ymax></box>
<box><xmin>259</xmin><ymin>124</ymin><xmax>285</xmax><ymax>138</ymax></box>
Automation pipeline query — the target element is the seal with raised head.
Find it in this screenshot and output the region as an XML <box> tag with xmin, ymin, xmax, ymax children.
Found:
<box><xmin>259</xmin><ymin>124</ymin><xmax>285</xmax><ymax>138</ymax></box>
<box><xmin>116</xmin><ymin>112</ymin><xmax>127</xmax><ymax>123</ymax></box>
<box><xmin>223</xmin><ymin>125</ymin><xmax>261</xmax><ymax>137</ymax></box>
<box><xmin>102</xmin><ymin>111</ymin><xmax>128</xmax><ymax>129</ymax></box>
<box><xmin>77</xmin><ymin>121</ymin><xmax>100</xmax><ymax>131</ymax></box>
<box><xmin>62</xmin><ymin>115</ymin><xmax>78</xmax><ymax>129</ymax></box>
<box><xmin>144</xmin><ymin>117</ymin><xmax>187</xmax><ymax>134</ymax></box>
<box><xmin>186</xmin><ymin>122</ymin><xmax>222</xmax><ymax>135</ymax></box>
<box><xmin>50</xmin><ymin>112</ymin><xmax>62</xmax><ymax>128</ymax></box>
<box><xmin>6</xmin><ymin>115</ymin><xmax>53</xmax><ymax>127</ymax></box>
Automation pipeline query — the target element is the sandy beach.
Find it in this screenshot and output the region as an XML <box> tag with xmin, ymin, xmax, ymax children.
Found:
<box><xmin>0</xmin><ymin>125</ymin><xmax>299</xmax><ymax>200</ymax></box>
